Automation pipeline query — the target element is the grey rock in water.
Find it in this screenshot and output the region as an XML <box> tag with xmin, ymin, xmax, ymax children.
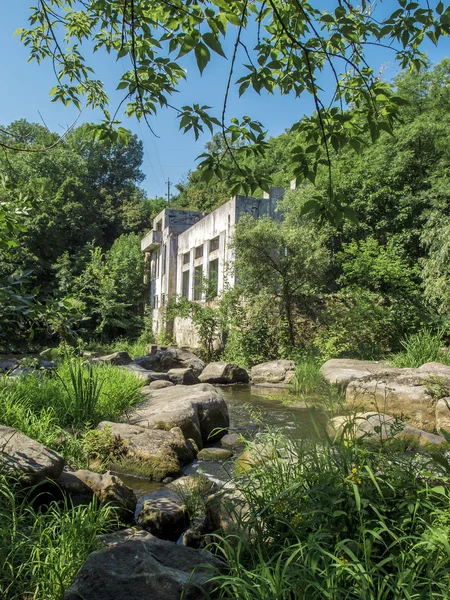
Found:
<box><xmin>199</xmin><ymin>362</ymin><xmax>249</xmax><ymax>384</ymax></box>
<box><xmin>125</xmin><ymin>383</ymin><xmax>229</xmax><ymax>448</ymax></box>
<box><xmin>137</xmin><ymin>488</ymin><xmax>186</xmax><ymax>541</ymax></box>
<box><xmin>320</xmin><ymin>358</ymin><xmax>396</xmax><ymax>387</ymax></box>
<box><xmin>251</xmin><ymin>360</ymin><xmax>295</xmax><ymax>384</ymax></box>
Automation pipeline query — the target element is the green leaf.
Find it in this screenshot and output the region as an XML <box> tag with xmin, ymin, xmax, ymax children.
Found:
<box><xmin>195</xmin><ymin>43</ymin><xmax>211</xmax><ymax>75</ymax></box>
<box><xmin>202</xmin><ymin>33</ymin><xmax>226</xmax><ymax>58</ymax></box>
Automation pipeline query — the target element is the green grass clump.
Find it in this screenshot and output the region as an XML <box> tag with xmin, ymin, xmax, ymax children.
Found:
<box><xmin>207</xmin><ymin>428</ymin><xmax>450</xmax><ymax>599</ymax></box>
<box><xmin>109</xmin><ymin>453</ymin><xmax>181</xmax><ymax>481</ymax></box>
<box><xmin>289</xmin><ymin>357</ymin><xmax>343</xmax><ymax>410</ymax></box>
<box><xmin>0</xmin><ymin>473</ymin><xmax>117</xmax><ymax>600</ymax></box>
<box><xmin>390</xmin><ymin>328</ymin><xmax>450</xmax><ymax>368</ymax></box>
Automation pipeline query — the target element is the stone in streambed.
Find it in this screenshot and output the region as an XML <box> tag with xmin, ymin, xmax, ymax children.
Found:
<box><xmin>197</xmin><ymin>447</ymin><xmax>233</xmax><ymax>461</ymax></box>
<box><xmin>199</xmin><ymin>362</ymin><xmax>249</xmax><ymax>384</ymax></box>
<box><xmin>125</xmin><ymin>383</ymin><xmax>229</xmax><ymax>449</ymax></box>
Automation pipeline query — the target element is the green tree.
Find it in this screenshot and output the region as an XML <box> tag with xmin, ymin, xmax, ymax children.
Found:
<box><xmin>233</xmin><ymin>214</ymin><xmax>329</xmax><ymax>347</ymax></box>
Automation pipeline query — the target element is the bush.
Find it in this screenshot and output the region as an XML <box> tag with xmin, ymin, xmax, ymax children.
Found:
<box><xmin>207</xmin><ymin>428</ymin><xmax>450</xmax><ymax>599</ymax></box>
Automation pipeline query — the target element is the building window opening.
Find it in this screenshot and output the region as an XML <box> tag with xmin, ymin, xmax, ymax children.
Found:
<box><xmin>156</xmin><ymin>220</ymin><xmax>162</xmax><ymax>231</ymax></box>
<box><xmin>208</xmin><ymin>259</ymin><xmax>219</xmax><ymax>299</ymax></box>
<box><xmin>183</xmin><ymin>251</ymin><xmax>190</xmax><ymax>265</ymax></box>
<box><xmin>195</xmin><ymin>244</ymin><xmax>203</xmax><ymax>259</ymax></box>
<box><xmin>162</xmin><ymin>245</ymin><xmax>167</xmax><ymax>275</ymax></box>
<box><xmin>182</xmin><ymin>270</ymin><xmax>190</xmax><ymax>298</ymax></box>
<box><xmin>209</xmin><ymin>236</ymin><xmax>220</xmax><ymax>253</ymax></box>
<box><xmin>193</xmin><ymin>265</ymin><xmax>203</xmax><ymax>301</ymax></box>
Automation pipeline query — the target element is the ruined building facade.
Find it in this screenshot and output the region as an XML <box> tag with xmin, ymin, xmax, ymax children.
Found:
<box><xmin>141</xmin><ymin>187</ymin><xmax>284</xmax><ymax>347</ymax></box>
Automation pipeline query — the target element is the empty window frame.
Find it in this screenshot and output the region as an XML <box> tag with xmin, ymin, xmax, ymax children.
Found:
<box><xmin>162</xmin><ymin>245</ymin><xmax>167</xmax><ymax>275</ymax></box>
<box><xmin>182</xmin><ymin>270</ymin><xmax>190</xmax><ymax>298</ymax></box>
<box><xmin>183</xmin><ymin>251</ymin><xmax>190</xmax><ymax>265</ymax></box>
<box><xmin>193</xmin><ymin>265</ymin><xmax>203</xmax><ymax>301</ymax></box>
<box><xmin>208</xmin><ymin>258</ymin><xmax>219</xmax><ymax>299</ymax></box>
<box><xmin>195</xmin><ymin>244</ymin><xmax>203</xmax><ymax>259</ymax></box>
<box><xmin>209</xmin><ymin>236</ymin><xmax>220</xmax><ymax>253</ymax></box>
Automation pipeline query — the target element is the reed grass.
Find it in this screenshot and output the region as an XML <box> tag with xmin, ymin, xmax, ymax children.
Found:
<box><xmin>390</xmin><ymin>327</ymin><xmax>450</xmax><ymax>368</ymax></box>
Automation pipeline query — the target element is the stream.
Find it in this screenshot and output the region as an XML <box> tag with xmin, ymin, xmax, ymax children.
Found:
<box><xmin>122</xmin><ymin>384</ymin><xmax>327</xmax><ymax>507</ymax></box>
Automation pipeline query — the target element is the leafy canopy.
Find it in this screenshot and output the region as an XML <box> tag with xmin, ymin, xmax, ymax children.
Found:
<box><xmin>14</xmin><ymin>0</ymin><xmax>450</xmax><ymax>210</ymax></box>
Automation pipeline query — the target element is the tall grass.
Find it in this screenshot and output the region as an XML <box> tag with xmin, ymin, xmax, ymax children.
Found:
<box><xmin>390</xmin><ymin>328</ymin><xmax>450</xmax><ymax>368</ymax></box>
<box><xmin>0</xmin><ymin>473</ymin><xmax>117</xmax><ymax>600</ymax></box>
<box><xmin>205</xmin><ymin>427</ymin><xmax>450</xmax><ymax>599</ymax></box>
<box><xmin>290</xmin><ymin>357</ymin><xmax>343</xmax><ymax>409</ymax></box>
<box><xmin>57</xmin><ymin>360</ymin><xmax>105</xmax><ymax>427</ymax></box>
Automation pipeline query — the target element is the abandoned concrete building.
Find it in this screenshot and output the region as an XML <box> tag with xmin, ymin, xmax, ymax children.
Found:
<box><xmin>141</xmin><ymin>187</ymin><xmax>285</xmax><ymax>347</ymax></box>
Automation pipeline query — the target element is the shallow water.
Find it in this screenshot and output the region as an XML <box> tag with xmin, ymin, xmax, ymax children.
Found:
<box><xmin>123</xmin><ymin>384</ymin><xmax>326</xmax><ymax>503</ymax></box>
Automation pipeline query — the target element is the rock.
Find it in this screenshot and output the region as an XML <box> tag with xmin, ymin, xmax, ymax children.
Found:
<box><xmin>435</xmin><ymin>398</ymin><xmax>450</xmax><ymax>434</ymax></box>
<box><xmin>132</xmin><ymin>355</ymin><xmax>159</xmax><ymax>370</ymax></box>
<box><xmin>220</xmin><ymin>432</ymin><xmax>245</xmax><ymax>451</ymax></box>
<box><xmin>62</xmin><ymin>470</ymin><xmax>136</xmax><ymax>517</ymax></box>
<box><xmin>168</xmin><ymin>474</ymin><xmax>217</xmax><ymax>497</ymax></box>
<box><xmin>251</xmin><ymin>360</ymin><xmax>296</xmax><ymax>384</ymax></box>
<box><xmin>38</xmin><ymin>359</ymin><xmax>56</xmax><ymax>370</ymax></box>
<box><xmin>419</xmin><ymin>362</ymin><xmax>450</xmax><ymax>377</ymax></box>
<box><xmin>197</xmin><ymin>447</ymin><xmax>233</xmax><ymax>461</ymax></box>
<box><xmin>329</xmin><ymin>412</ymin><xmax>447</xmax><ymax>447</ymax></box>
<box><xmin>345</xmin><ymin>368</ymin><xmax>445</xmax><ymax>432</ymax></box>
<box><xmin>97</xmin><ymin>422</ymin><xmax>195</xmax><ymax>479</ymax></box>
<box><xmin>126</xmin><ymin>383</ymin><xmax>229</xmax><ymax>448</ymax></box>
<box><xmin>0</xmin><ymin>426</ymin><xmax>64</xmax><ymax>484</ymax></box>
<box><xmin>92</xmin><ymin>351</ymin><xmax>132</xmax><ymax>366</ymax></box>
<box><xmin>206</xmin><ymin>486</ymin><xmax>249</xmax><ymax>535</ymax></box>
<box><xmin>118</xmin><ymin>363</ymin><xmax>157</xmax><ymax>383</ymax></box>
<box><xmin>143</xmin><ymin>346</ymin><xmax>206</xmax><ymax>377</ymax></box>
<box><xmin>320</xmin><ymin>358</ymin><xmax>396</xmax><ymax>387</ymax></box>
<box><xmin>166</xmin><ymin>367</ymin><xmax>200</xmax><ymax>385</ymax></box>
<box><xmin>8</xmin><ymin>367</ymin><xmax>33</xmax><ymax>377</ymax></box>
<box><xmin>137</xmin><ymin>488</ymin><xmax>186</xmax><ymax>541</ymax></box>
<box><xmin>0</xmin><ymin>357</ymin><xmax>19</xmax><ymax>373</ymax></box>
<box><xmin>147</xmin><ymin>379</ymin><xmax>174</xmax><ymax>390</ymax></box>
<box><xmin>98</xmin><ymin>527</ymin><xmax>154</xmax><ymax>548</ymax></box>
<box><xmin>199</xmin><ymin>362</ymin><xmax>249</xmax><ymax>384</ymax></box>
<box><xmin>64</xmin><ymin>538</ymin><xmax>224</xmax><ymax>600</ymax></box>
<box><xmin>181</xmin><ymin>515</ymin><xmax>208</xmax><ymax>548</ymax></box>
<box><xmin>234</xmin><ymin>443</ymin><xmax>278</xmax><ymax>476</ymax></box>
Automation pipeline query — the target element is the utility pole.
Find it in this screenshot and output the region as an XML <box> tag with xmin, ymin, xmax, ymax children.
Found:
<box><xmin>166</xmin><ymin>179</ymin><xmax>171</xmax><ymax>206</ymax></box>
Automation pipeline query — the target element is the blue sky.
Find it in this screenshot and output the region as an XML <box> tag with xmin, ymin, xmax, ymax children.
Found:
<box><xmin>0</xmin><ymin>3</ymin><xmax>449</xmax><ymax>199</ymax></box>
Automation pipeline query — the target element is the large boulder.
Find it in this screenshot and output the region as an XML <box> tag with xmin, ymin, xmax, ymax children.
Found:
<box><xmin>92</xmin><ymin>351</ymin><xmax>131</xmax><ymax>366</ymax></box>
<box><xmin>251</xmin><ymin>360</ymin><xmax>295</xmax><ymax>384</ymax></box>
<box><xmin>166</xmin><ymin>368</ymin><xmax>200</xmax><ymax>386</ymax></box>
<box><xmin>142</xmin><ymin>347</ymin><xmax>205</xmax><ymax>377</ymax></box>
<box><xmin>147</xmin><ymin>380</ymin><xmax>175</xmax><ymax>390</ymax></box>
<box><xmin>199</xmin><ymin>362</ymin><xmax>249</xmax><ymax>384</ymax></box>
<box><xmin>64</xmin><ymin>538</ymin><xmax>224</xmax><ymax>600</ymax></box>
<box><xmin>0</xmin><ymin>426</ymin><xmax>64</xmax><ymax>484</ymax></box>
<box><xmin>53</xmin><ymin>469</ymin><xmax>137</xmax><ymax>516</ymax></box>
<box><xmin>321</xmin><ymin>359</ymin><xmax>396</xmax><ymax>387</ymax></box>
<box><xmin>344</xmin><ymin>366</ymin><xmax>450</xmax><ymax>433</ymax></box>
<box><xmin>329</xmin><ymin>412</ymin><xmax>446</xmax><ymax>447</ymax></box>
<box><xmin>125</xmin><ymin>384</ymin><xmax>229</xmax><ymax>449</ymax></box>
<box><xmin>119</xmin><ymin>364</ymin><xmax>170</xmax><ymax>384</ymax></box>
<box><xmin>97</xmin><ymin>422</ymin><xmax>195</xmax><ymax>479</ymax></box>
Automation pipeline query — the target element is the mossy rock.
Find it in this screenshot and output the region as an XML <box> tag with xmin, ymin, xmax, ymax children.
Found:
<box><xmin>110</xmin><ymin>454</ymin><xmax>181</xmax><ymax>482</ymax></box>
<box><xmin>197</xmin><ymin>448</ymin><xmax>233</xmax><ymax>461</ymax></box>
